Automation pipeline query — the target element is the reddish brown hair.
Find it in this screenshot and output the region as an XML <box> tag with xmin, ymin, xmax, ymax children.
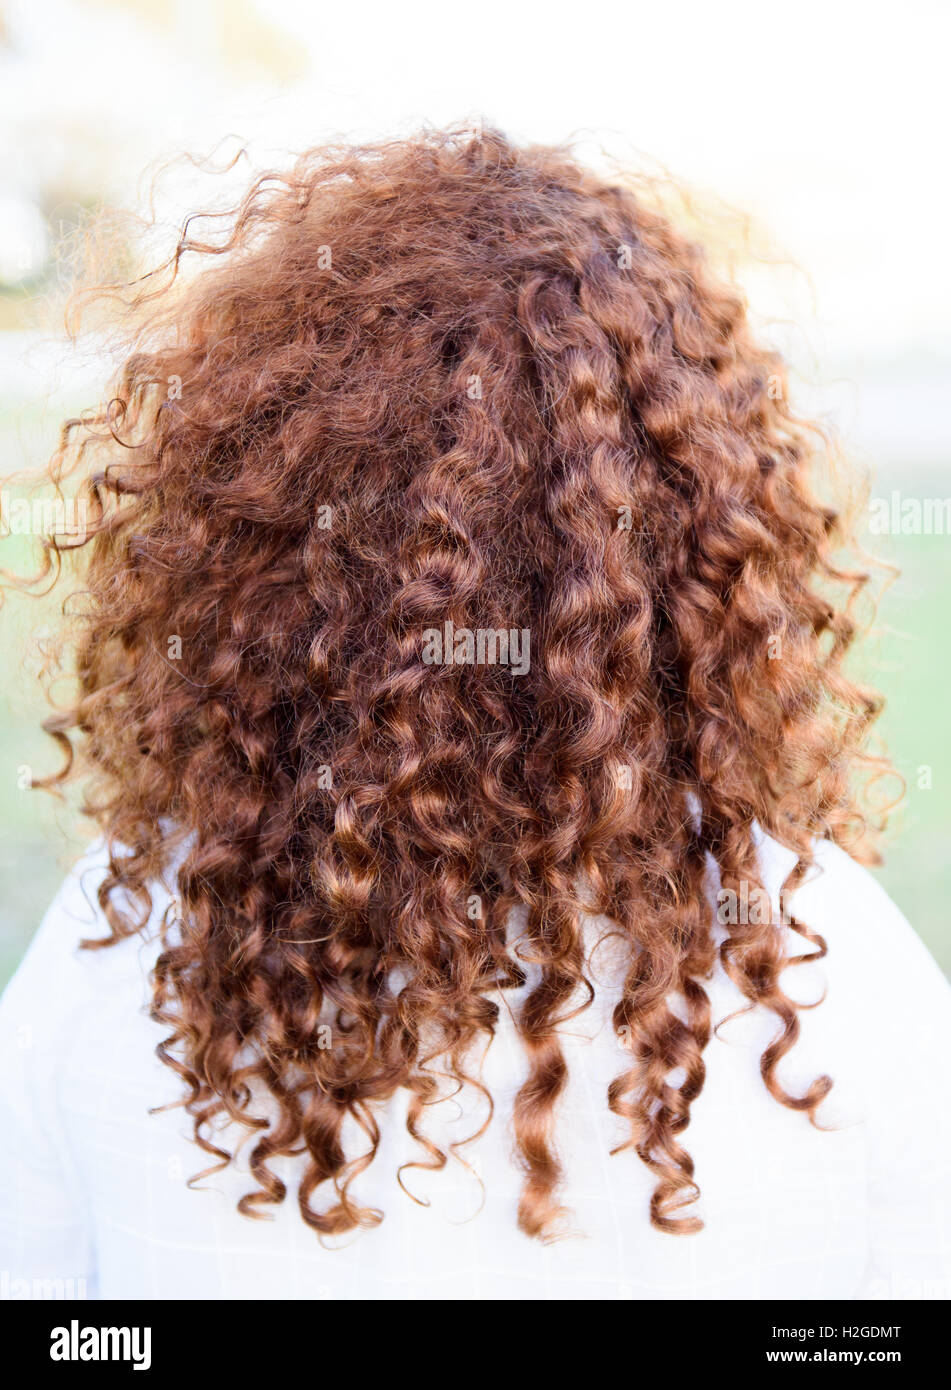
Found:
<box><xmin>22</xmin><ymin>126</ymin><xmax>890</xmax><ymax>1239</ymax></box>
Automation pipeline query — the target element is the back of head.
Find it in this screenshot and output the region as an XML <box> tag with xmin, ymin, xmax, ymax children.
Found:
<box><xmin>31</xmin><ymin>125</ymin><xmax>887</xmax><ymax>1239</ymax></box>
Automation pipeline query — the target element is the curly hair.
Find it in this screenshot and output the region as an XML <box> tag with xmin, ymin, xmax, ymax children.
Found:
<box><xmin>18</xmin><ymin>125</ymin><xmax>891</xmax><ymax>1241</ymax></box>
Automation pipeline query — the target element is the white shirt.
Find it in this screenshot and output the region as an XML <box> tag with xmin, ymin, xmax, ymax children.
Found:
<box><xmin>1</xmin><ymin>833</ymin><xmax>949</xmax><ymax>1301</ymax></box>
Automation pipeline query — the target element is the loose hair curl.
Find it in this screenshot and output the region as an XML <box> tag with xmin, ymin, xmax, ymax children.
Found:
<box><xmin>19</xmin><ymin>126</ymin><xmax>893</xmax><ymax>1240</ymax></box>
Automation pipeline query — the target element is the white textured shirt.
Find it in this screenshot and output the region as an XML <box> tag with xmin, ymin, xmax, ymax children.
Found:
<box><xmin>1</xmin><ymin>834</ymin><xmax>949</xmax><ymax>1301</ymax></box>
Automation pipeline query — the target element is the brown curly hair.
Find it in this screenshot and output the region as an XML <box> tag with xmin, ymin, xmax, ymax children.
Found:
<box><xmin>21</xmin><ymin>125</ymin><xmax>891</xmax><ymax>1241</ymax></box>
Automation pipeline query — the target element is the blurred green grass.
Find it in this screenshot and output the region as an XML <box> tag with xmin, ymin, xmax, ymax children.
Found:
<box><xmin>1</xmin><ymin>399</ymin><xmax>949</xmax><ymax>986</ymax></box>
<box><xmin>859</xmin><ymin>527</ymin><xmax>951</xmax><ymax>974</ymax></box>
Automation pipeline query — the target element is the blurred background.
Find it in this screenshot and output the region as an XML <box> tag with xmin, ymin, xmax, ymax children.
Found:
<box><xmin>1</xmin><ymin>0</ymin><xmax>948</xmax><ymax>983</ymax></box>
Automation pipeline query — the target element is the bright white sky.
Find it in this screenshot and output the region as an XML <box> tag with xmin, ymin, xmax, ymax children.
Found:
<box><xmin>1</xmin><ymin>0</ymin><xmax>948</xmax><ymax>464</ymax></box>
<box><xmin>262</xmin><ymin>0</ymin><xmax>951</xmax><ymax>370</ymax></box>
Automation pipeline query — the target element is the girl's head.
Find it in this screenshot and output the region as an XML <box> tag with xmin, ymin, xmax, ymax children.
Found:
<box><xmin>23</xmin><ymin>126</ymin><xmax>889</xmax><ymax>1239</ymax></box>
